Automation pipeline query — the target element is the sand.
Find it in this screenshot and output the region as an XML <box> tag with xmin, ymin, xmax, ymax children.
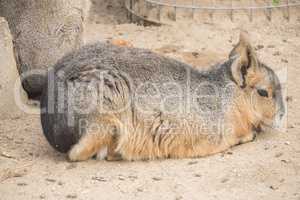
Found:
<box><xmin>0</xmin><ymin>0</ymin><xmax>300</xmax><ymax>199</ymax></box>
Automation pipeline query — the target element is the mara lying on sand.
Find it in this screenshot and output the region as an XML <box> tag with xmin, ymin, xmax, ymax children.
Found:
<box><xmin>40</xmin><ymin>32</ymin><xmax>285</xmax><ymax>161</ymax></box>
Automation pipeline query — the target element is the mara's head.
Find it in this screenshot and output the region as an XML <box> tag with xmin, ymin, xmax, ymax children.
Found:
<box><xmin>228</xmin><ymin>31</ymin><xmax>285</xmax><ymax>129</ymax></box>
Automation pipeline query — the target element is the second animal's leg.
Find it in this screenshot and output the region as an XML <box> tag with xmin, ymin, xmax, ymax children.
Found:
<box><xmin>106</xmin><ymin>135</ymin><xmax>122</xmax><ymax>161</ymax></box>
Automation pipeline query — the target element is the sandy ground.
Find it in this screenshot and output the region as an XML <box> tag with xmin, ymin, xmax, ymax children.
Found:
<box><xmin>1</xmin><ymin>1</ymin><xmax>300</xmax><ymax>199</ymax></box>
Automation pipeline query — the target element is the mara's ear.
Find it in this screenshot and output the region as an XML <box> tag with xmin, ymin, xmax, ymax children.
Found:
<box><xmin>229</xmin><ymin>31</ymin><xmax>260</xmax><ymax>88</ymax></box>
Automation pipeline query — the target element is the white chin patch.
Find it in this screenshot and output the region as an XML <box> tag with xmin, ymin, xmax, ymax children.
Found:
<box><xmin>96</xmin><ymin>146</ymin><xmax>108</xmax><ymax>160</ymax></box>
<box><xmin>272</xmin><ymin>114</ymin><xmax>287</xmax><ymax>132</ymax></box>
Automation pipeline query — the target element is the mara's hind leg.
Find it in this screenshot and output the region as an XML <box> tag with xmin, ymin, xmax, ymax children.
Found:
<box><xmin>68</xmin><ymin>132</ymin><xmax>112</xmax><ymax>162</ymax></box>
<box><xmin>238</xmin><ymin>130</ymin><xmax>257</xmax><ymax>144</ymax></box>
<box><xmin>106</xmin><ymin>135</ymin><xmax>122</xmax><ymax>161</ymax></box>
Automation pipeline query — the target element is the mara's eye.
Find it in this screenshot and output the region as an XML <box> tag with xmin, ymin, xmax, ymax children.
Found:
<box><xmin>257</xmin><ymin>89</ymin><xmax>268</xmax><ymax>97</ymax></box>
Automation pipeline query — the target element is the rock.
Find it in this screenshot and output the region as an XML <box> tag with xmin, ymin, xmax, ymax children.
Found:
<box><xmin>269</xmin><ymin>185</ymin><xmax>279</xmax><ymax>190</ymax></box>
<box><xmin>17</xmin><ymin>182</ymin><xmax>27</xmax><ymax>186</ymax></box>
<box><xmin>264</xmin><ymin>146</ymin><xmax>269</xmax><ymax>150</ymax></box>
<box><xmin>221</xmin><ymin>177</ymin><xmax>229</xmax><ymax>183</ymax></box>
<box><xmin>187</xmin><ymin>161</ymin><xmax>198</xmax><ymax>165</ymax></box>
<box><xmin>66</xmin><ymin>194</ymin><xmax>77</xmax><ymax>199</ymax></box>
<box><xmin>287</xmin><ymin>124</ymin><xmax>295</xmax><ymax>129</ymax></box>
<box><xmin>175</xmin><ymin>195</ymin><xmax>183</xmax><ymax>200</ymax></box>
<box><xmin>0</xmin><ymin>17</ymin><xmax>28</xmax><ymax>120</ymax></box>
<box><xmin>275</xmin><ymin>152</ymin><xmax>283</xmax><ymax>158</ymax></box>
<box><xmin>279</xmin><ymin>178</ymin><xmax>285</xmax><ymax>183</ymax></box>
<box><xmin>118</xmin><ymin>176</ymin><xmax>126</xmax><ymax>181</ymax></box>
<box><xmin>45</xmin><ymin>178</ymin><xmax>56</xmax><ymax>183</ymax></box>
<box><xmin>273</xmin><ymin>51</ymin><xmax>281</xmax><ymax>56</ymax></box>
<box><xmin>281</xmin><ymin>159</ymin><xmax>290</xmax><ymax>164</ymax></box>
<box><xmin>58</xmin><ymin>181</ymin><xmax>64</xmax><ymax>186</ymax></box>
<box><xmin>191</xmin><ymin>52</ymin><xmax>200</xmax><ymax>58</ymax></box>
<box><xmin>255</xmin><ymin>44</ymin><xmax>264</xmax><ymax>50</ymax></box>
<box><xmin>0</xmin><ymin>150</ymin><xmax>16</xmax><ymax>159</ymax></box>
<box><xmin>152</xmin><ymin>177</ymin><xmax>162</xmax><ymax>181</ymax></box>
<box><xmin>91</xmin><ymin>176</ymin><xmax>107</xmax><ymax>182</ymax></box>
<box><xmin>0</xmin><ymin>0</ymin><xmax>90</xmax><ymax>97</ymax></box>
<box><xmin>286</xmin><ymin>96</ymin><xmax>293</xmax><ymax>102</ymax></box>
<box><xmin>128</xmin><ymin>175</ymin><xmax>138</xmax><ymax>180</ymax></box>
<box><xmin>267</xmin><ymin>44</ymin><xmax>275</xmax><ymax>48</ymax></box>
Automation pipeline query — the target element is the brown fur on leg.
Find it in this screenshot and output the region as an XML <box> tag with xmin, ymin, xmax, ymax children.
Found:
<box><xmin>68</xmin><ymin>132</ymin><xmax>111</xmax><ymax>162</ymax></box>
<box><xmin>106</xmin><ymin>135</ymin><xmax>122</xmax><ymax>161</ymax></box>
